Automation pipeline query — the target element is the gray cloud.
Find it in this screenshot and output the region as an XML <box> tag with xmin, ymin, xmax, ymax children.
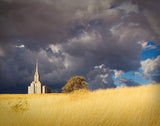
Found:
<box><xmin>141</xmin><ymin>55</ymin><xmax>160</xmax><ymax>82</ymax></box>
<box><xmin>132</xmin><ymin>0</ymin><xmax>160</xmax><ymax>39</ymax></box>
<box><xmin>87</xmin><ymin>64</ymin><xmax>116</xmax><ymax>90</ymax></box>
<box><xmin>0</xmin><ymin>0</ymin><xmax>159</xmax><ymax>46</ymax></box>
<box><xmin>0</xmin><ymin>46</ymin><xmax>70</xmax><ymax>93</ymax></box>
<box><xmin>0</xmin><ymin>0</ymin><xmax>160</xmax><ymax>93</ymax></box>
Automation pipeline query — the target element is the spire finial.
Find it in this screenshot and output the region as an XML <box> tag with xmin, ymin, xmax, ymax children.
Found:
<box><xmin>36</xmin><ymin>58</ymin><xmax>38</xmax><ymax>73</ymax></box>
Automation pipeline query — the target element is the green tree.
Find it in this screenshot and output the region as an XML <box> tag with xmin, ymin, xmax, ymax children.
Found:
<box><xmin>62</xmin><ymin>76</ymin><xmax>88</xmax><ymax>93</ymax></box>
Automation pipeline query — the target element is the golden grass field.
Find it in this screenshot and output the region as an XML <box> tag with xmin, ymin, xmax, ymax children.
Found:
<box><xmin>0</xmin><ymin>84</ymin><xmax>160</xmax><ymax>126</ymax></box>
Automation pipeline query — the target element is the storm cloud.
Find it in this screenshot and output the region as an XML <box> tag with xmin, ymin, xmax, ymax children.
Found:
<box><xmin>0</xmin><ymin>0</ymin><xmax>160</xmax><ymax>93</ymax></box>
<box><xmin>87</xmin><ymin>64</ymin><xmax>115</xmax><ymax>90</ymax></box>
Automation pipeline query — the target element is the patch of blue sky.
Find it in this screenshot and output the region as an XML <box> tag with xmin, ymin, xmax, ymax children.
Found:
<box><xmin>116</xmin><ymin>42</ymin><xmax>160</xmax><ymax>85</ymax></box>
<box><xmin>122</xmin><ymin>71</ymin><xmax>149</xmax><ymax>84</ymax></box>
<box><xmin>113</xmin><ymin>70</ymin><xmax>150</xmax><ymax>86</ymax></box>
<box><xmin>141</xmin><ymin>41</ymin><xmax>160</xmax><ymax>60</ymax></box>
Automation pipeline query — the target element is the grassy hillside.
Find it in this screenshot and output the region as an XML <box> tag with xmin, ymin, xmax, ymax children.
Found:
<box><xmin>0</xmin><ymin>84</ymin><xmax>160</xmax><ymax>126</ymax></box>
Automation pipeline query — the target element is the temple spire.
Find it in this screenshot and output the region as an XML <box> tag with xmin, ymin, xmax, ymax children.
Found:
<box><xmin>28</xmin><ymin>59</ymin><xmax>52</xmax><ymax>94</ymax></box>
<box><xmin>36</xmin><ymin>58</ymin><xmax>38</xmax><ymax>73</ymax></box>
<box><xmin>34</xmin><ymin>59</ymin><xmax>39</xmax><ymax>82</ymax></box>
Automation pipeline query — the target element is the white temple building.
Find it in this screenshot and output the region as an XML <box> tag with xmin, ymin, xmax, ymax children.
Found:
<box><xmin>28</xmin><ymin>59</ymin><xmax>52</xmax><ymax>94</ymax></box>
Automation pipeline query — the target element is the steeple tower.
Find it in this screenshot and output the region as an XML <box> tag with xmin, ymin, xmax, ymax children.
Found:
<box><xmin>28</xmin><ymin>59</ymin><xmax>52</xmax><ymax>94</ymax></box>
<box><xmin>36</xmin><ymin>58</ymin><xmax>38</xmax><ymax>73</ymax></box>
<box><xmin>34</xmin><ymin>59</ymin><xmax>39</xmax><ymax>82</ymax></box>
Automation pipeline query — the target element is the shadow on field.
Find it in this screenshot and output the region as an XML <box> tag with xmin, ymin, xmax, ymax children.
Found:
<box><xmin>9</xmin><ymin>99</ymin><xmax>29</xmax><ymax>113</ymax></box>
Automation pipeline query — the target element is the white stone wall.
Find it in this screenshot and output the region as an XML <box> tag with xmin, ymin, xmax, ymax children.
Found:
<box><xmin>28</xmin><ymin>86</ymin><xmax>31</xmax><ymax>94</ymax></box>
<box><xmin>42</xmin><ymin>86</ymin><xmax>46</xmax><ymax>94</ymax></box>
<box><xmin>28</xmin><ymin>69</ymin><xmax>51</xmax><ymax>94</ymax></box>
<box><xmin>30</xmin><ymin>82</ymin><xmax>35</xmax><ymax>94</ymax></box>
<box><xmin>33</xmin><ymin>82</ymin><xmax>41</xmax><ymax>94</ymax></box>
<box><xmin>28</xmin><ymin>83</ymin><xmax>52</xmax><ymax>94</ymax></box>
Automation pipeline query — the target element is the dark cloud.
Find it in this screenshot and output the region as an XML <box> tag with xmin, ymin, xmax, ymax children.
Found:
<box><xmin>0</xmin><ymin>47</ymin><xmax>70</xmax><ymax>93</ymax></box>
<box><xmin>152</xmin><ymin>74</ymin><xmax>160</xmax><ymax>83</ymax></box>
<box><xmin>132</xmin><ymin>0</ymin><xmax>160</xmax><ymax>40</ymax></box>
<box><xmin>1</xmin><ymin>0</ymin><xmax>159</xmax><ymax>47</ymax></box>
<box><xmin>0</xmin><ymin>0</ymin><xmax>160</xmax><ymax>93</ymax></box>
<box><xmin>117</xmin><ymin>78</ymin><xmax>140</xmax><ymax>87</ymax></box>
<box><xmin>87</xmin><ymin>65</ymin><xmax>116</xmax><ymax>90</ymax></box>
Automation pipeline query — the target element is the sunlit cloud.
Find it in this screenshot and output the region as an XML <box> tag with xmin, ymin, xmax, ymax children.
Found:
<box><xmin>16</xmin><ymin>45</ymin><xmax>25</xmax><ymax>48</ymax></box>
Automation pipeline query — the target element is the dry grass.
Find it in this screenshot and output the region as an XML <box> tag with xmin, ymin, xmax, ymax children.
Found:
<box><xmin>0</xmin><ymin>84</ymin><xmax>160</xmax><ymax>126</ymax></box>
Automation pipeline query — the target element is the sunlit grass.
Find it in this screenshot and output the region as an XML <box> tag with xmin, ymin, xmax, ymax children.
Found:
<box><xmin>0</xmin><ymin>84</ymin><xmax>160</xmax><ymax>126</ymax></box>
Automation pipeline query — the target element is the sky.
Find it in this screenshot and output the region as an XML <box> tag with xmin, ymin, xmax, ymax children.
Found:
<box><xmin>0</xmin><ymin>0</ymin><xmax>160</xmax><ymax>93</ymax></box>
